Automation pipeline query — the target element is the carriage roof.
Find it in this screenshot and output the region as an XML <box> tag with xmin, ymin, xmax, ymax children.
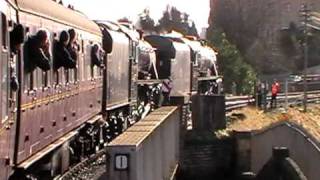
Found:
<box><xmin>15</xmin><ymin>0</ymin><xmax>101</xmax><ymax>36</ymax></box>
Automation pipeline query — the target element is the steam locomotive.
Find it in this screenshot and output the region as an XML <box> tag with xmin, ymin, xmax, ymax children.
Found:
<box><xmin>0</xmin><ymin>0</ymin><xmax>220</xmax><ymax>179</ymax></box>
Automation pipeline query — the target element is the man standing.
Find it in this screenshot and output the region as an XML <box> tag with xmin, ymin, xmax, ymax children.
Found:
<box><xmin>271</xmin><ymin>79</ymin><xmax>280</xmax><ymax>108</ymax></box>
<box><xmin>161</xmin><ymin>77</ymin><xmax>173</xmax><ymax>105</ymax></box>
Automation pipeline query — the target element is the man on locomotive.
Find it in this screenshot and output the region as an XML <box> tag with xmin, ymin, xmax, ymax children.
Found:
<box><xmin>91</xmin><ymin>43</ymin><xmax>105</xmax><ymax>68</ymax></box>
<box><xmin>161</xmin><ymin>77</ymin><xmax>173</xmax><ymax>105</ymax></box>
<box><xmin>24</xmin><ymin>29</ymin><xmax>51</xmax><ymax>73</ymax></box>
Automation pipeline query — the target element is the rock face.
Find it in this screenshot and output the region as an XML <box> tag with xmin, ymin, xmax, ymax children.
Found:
<box><xmin>209</xmin><ymin>0</ymin><xmax>320</xmax><ymax>74</ymax></box>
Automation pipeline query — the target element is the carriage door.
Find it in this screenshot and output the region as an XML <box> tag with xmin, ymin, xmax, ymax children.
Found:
<box><xmin>1</xmin><ymin>13</ymin><xmax>9</xmax><ymax>125</ymax></box>
<box><xmin>0</xmin><ymin>11</ymin><xmax>10</xmax><ymax>179</ymax></box>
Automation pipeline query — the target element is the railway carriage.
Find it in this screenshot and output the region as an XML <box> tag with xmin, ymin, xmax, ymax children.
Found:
<box><xmin>0</xmin><ymin>0</ymin><xmax>104</xmax><ymax>179</ymax></box>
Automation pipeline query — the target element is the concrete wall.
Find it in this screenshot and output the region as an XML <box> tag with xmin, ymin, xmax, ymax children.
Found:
<box><xmin>249</xmin><ymin>122</ymin><xmax>320</xmax><ymax>180</ymax></box>
<box><xmin>192</xmin><ymin>95</ymin><xmax>226</xmax><ymax>131</ymax></box>
<box><xmin>106</xmin><ymin>106</ymin><xmax>180</xmax><ymax>180</ymax></box>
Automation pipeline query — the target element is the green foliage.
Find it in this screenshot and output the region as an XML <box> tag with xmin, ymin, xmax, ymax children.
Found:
<box><xmin>138</xmin><ymin>9</ymin><xmax>155</xmax><ymax>31</ymax></box>
<box><xmin>157</xmin><ymin>6</ymin><xmax>198</xmax><ymax>37</ymax></box>
<box><xmin>138</xmin><ymin>6</ymin><xmax>198</xmax><ymax>37</ymax></box>
<box><xmin>207</xmin><ymin>28</ymin><xmax>257</xmax><ymax>94</ymax></box>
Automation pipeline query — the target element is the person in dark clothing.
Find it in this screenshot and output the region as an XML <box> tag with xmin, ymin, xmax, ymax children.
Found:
<box><xmin>161</xmin><ymin>77</ymin><xmax>173</xmax><ymax>105</ymax></box>
<box><xmin>10</xmin><ymin>24</ymin><xmax>24</xmax><ymax>55</ymax></box>
<box><xmin>24</xmin><ymin>29</ymin><xmax>51</xmax><ymax>73</ymax></box>
<box><xmin>10</xmin><ymin>24</ymin><xmax>25</xmax><ymax>91</ymax></box>
<box><xmin>91</xmin><ymin>44</ymin><xmax>104</xmax><ymax>68</ymax></box>
<box><xmin>256</xmin><ymin>81</ymin><xmax>262</xmax><ymax>108</ymax></box>
<box><xmin>67</xmin><ymin>29</ymin><xmax>79</xmax><ymax>62</ymax></box>
<box><xmin>53</xmin><ymin>30</ymin><xmax>76</xmax><ymax>70</ymax></box>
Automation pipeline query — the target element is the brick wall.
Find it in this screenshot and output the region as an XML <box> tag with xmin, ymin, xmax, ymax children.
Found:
<box><xmin>177</xmin><ymin>132</ymin><xmax>235</xmax><ymax>180</ymax></box>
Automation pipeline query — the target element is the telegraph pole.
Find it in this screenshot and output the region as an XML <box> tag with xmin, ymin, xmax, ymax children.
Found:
<box><xmin>300</xmin><ymin>4</ymin><xmax>311</xmax><ymax>112</ymax></box>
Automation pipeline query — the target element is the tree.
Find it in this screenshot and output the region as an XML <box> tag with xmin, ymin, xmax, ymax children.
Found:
<box><xmin>138</xmin><ymin>8</ymin><xmax>155</xmax><ymax>32</ymax></box>
<box><xmin>157</xmin><ymin>5</ymin><xmax>199</xmax><ymax>37</ymax></box>
<box><xmin>207</xmin><ymin>28</ymin><xmax>256</xmax><ymax>94</ymax></box>
<box><xmin>188</xmin><ymin>22</ymin><xmax>198</xmax><ymax>37</ymax></box>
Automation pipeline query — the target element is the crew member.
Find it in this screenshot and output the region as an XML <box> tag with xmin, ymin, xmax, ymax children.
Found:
<box><xmin>271</xmin><ymin>79</ymin><xmax>280</xmax><ymax>108</ymax></box>
<box><xmin>161</xmin><ymin>77</ymin><xmax>173</xmax><ymax>105</ymax></box>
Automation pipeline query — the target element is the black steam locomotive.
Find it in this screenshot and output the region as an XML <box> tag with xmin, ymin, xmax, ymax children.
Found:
<box><xmin>0</xmin><ymin>0</ymin><xmax>221</xmax><ymax>179</ymax></box>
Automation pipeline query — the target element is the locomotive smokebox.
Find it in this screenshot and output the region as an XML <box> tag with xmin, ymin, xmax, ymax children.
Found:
<box><xmin>192</xmin><ymin>95</ymin><xmax>226</xmax><ymax>131</ymax></box>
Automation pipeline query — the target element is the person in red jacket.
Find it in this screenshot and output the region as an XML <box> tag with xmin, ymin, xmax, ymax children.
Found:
<box><xmin>271</xmin><ymin>79</ymin><xmax>280</xmax><ymax>108</ymax></box>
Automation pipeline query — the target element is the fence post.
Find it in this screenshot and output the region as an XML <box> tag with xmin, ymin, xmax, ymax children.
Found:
<box><xmin>285</xmin><ymin>79</ymin><xmax>288</xmax><ymax>110</ymax></box>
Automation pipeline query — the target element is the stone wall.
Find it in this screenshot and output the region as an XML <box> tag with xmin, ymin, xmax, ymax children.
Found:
<box><xmin>234</xmin><ymin>122</ymin><xmax>320</xmax><ymax>180</ymax></box>
<box><xmin>177</xmin><ymin>132</ymin><xmax>234</xmax><ymax>180</ymax></box>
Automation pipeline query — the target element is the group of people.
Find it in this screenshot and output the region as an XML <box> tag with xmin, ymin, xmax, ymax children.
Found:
<box><xmin>23</xmin><ymin>28</ymin><xmax>105</xmax><ymax>74</ymax></box>
<box><xmin>7</xmin><ymin>23</ymin><xmax>106</xmax><ymax>94</ymax></box>
<box><xmin>257</xmin><ymin>79</ymin><xmax>280</xmax><ymax>109</ymax></box>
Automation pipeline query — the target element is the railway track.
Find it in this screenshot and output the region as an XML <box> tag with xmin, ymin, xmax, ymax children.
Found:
<box><xmin>226</xmin><ymin>90</ymin><xmax>320</xmax><ymax>111</ymax></box>
<box><xmin>58</xmin><ymin>90</ymin><xmax>320</xmax><ymax>179</ymax></box>
<box><xmin>58</xmin><ymin>150</ymin><xmax>106</xmax><ymax>180</ymax></box>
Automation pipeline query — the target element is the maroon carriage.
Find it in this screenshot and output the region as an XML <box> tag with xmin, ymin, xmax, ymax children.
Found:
<box><xmin>7</xmin><ymin>0</ymin><xmax>103</xmax><ymax>178</ymax></box>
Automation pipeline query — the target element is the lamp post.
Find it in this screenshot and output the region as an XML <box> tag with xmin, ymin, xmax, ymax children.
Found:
<box><xmin>300</xmin><ymin>4</ymin><xmax>310</xmax><ymax>112</ymax></box>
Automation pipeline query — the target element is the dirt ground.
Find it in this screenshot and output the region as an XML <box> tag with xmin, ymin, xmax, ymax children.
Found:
<box><xmin>216</xmin><ymin>105</ymin><xmax>320</xmax><ymax>141</ymax></box>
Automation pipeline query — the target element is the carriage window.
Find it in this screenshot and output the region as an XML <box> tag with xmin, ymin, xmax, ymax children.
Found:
<box><xmin>74</xmin><ymin>68</ymin><xmax>78</xmax><ymax>82</ymax></box>
<box><xmin>86</xmin><ymin>46</ymin><xmax>91</xmax><ymax>80</ymax></box>
<box><xmin>34</xmin><ymin>69</ymin><xmax>41</xmax><ymax>90</ymax></box>
<box><xmin>1</xmin><ymin>13</ymin><xmax>7</xmax><ymax>48</ymax></box>
<box><xmin>42</xmin><ymin>71</ymin><xmax>50</xmax><ymax>88</ymax></box>
<box><xmin>81</xmin><ymin>40</ymin><xmax>84</xmax><ymax>53</ymax></box>
<box><xmin>23</xmin><ymin>72</ymin><xmax>30</xmax><ymax>92</ymax></box>
<box><xmin>61</xmin><ymin>69</ymin><xmax>66</xmax><ymax>85</ymax></box>
<box><xmin>129</xmin><ymin>41</ymin><xmax>133</xmax><ymax>59</ymax></box>
<box><xmin>65</xmin><ymin>69</ymin><xmax>74</xmax><ymax>84</ymax></box>
<box><xmin>70</xmin><ymin>69</ymin><xmax>74</xmax><ymax>83</ymax></box>
<box><xmin>79</xmin><ymin>53</ymin><xmax>84</xmax><ymax>81</ymax></box>
<box><xmin>54</xmin><ymin>70</ymin><xmax>59</xmax><ymax>86</ymax></box>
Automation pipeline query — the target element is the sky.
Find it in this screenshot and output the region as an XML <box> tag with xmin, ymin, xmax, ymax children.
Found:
<box><xmin>63</xmin><ymin>0</ymin><xmax>210</xmax><ymax>32</ymax></box>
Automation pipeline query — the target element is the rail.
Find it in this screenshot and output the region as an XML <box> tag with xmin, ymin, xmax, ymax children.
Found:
<box><xmin>225</xmin><ymin>90</ymin><xmax>320</xmax><ymax>111</ymax></box>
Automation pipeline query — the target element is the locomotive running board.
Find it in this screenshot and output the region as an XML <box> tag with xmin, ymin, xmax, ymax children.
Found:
<box><xmin>136</xmin><ymin>79</ymin><xmax>163</xmax><ymax>85</ymax></box>
<box><xmin>106</xmin><ymin>102</ymin><xmax>130</xmax><ymax>111</ymax></box>
<box><xmin>198</xmin><ymin>76</ymin><xmax>220</xmax><ymax>81</ymax></box>
<box><xmin>17</xmin><ymin>131</ymin><xmax>77</xmax><ymax>169</ymax></box>
<box><xmin>86</xmin><ymin>115</ymin><xmax>103</xmax><ymax>124</ymax></box>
